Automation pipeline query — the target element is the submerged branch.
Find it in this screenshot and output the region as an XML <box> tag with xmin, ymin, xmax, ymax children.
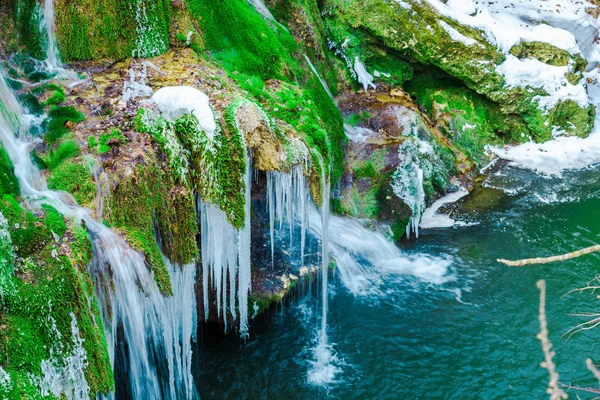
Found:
<box><xmin>497</xmin><ymin>245</ymin><xmax>600</xmax><ymax>267</ymax></box>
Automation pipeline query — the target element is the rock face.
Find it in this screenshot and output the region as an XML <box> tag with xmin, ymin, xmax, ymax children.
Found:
<box><xmin>323</xmin><ymin>0</ymin><xmax>596</xmax><ymax>140</ymax></box>
<box><xmin>336</xmin><ymin>87</ymin><xmax>469</xmax><ymax>239</ymax></box>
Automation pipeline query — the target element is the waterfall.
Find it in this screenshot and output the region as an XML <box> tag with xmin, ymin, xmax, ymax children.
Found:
<box><xmin>304</xmin><ymin>55</ymin><xmax>335</xmax><ymax>102</ymax></box>
<box><xmin>198</xmin><ymin>154</ymin><xmax>252</xmax><ymax>336</ymax></box>
<box><xmin>0</xmin><ymin>69</ymin><xmax>198</xmax><ymax>398</ymax></box>
<box><xmin>238</xmin><ymin>155</ymin><xmax>252</xmax><ymax>337</ymax></box>
<box><xmin>307</xmin><ymin>205</ymin><xmax>454</xmax><ymax>298</ymax></box>
<box><xmin>38</xmin><ymin>0</ymin><xmax>79</xmax><ymax>80</ymax></box>
<box><xmin>248</xmin><ymin>0</ymin><xmax>275</xmax><ymax>21</ymax></box>
<box><xmin>320</xmin><ymin>170</ymin><xmax>330</xmax><ymax>337</ymax></box>
<box><xmin>42</xmin><ymin>0</ymin><xmax>60</xmax><ymax>71</ymax></box>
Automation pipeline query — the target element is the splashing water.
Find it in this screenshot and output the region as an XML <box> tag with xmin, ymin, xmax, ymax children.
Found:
<box><xmin>311</xmin><ymin>210</ymin><xmax>454</xmax><ymax>296</ymax></box>
<box><xmin>307</xmin><ymin>167</ymin><xmax>342</xmax><ymax>386</ymax></box>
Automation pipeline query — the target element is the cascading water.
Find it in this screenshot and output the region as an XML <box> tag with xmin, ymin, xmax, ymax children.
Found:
<box><xmin>306</xmin><ymin>167</ymin><xmax>341</xmax><ymax>386</ymax></box>
<box><xmin>304</xmin><ymin>55</ymin><xmax>335</xmax><ymax>102</ymax></box>
<box><xmin>265</xmin><ymin>164</ymin><xmax>340</xmax><ymax>384</ymax></box>
<box><xmin>41</xmin><ymin>0</ymin><xmax>60</xmax><ymax>71</ymax></box>
<box><xmin>0</xmin><ymin>68</ymin><xmax>197</xmax><ymax>398</ymax></box>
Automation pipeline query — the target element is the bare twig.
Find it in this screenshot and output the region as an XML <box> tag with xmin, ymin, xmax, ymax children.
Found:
<box><xmin>559</xmin><ymin>382</ymin><xmax>600</xmax><ymax>395</ymax></box>
<box><xmin>498</xmin><ymin>244</ymin><xmax>600</xmax><ymax>266</ymax></box>
<box><xmin>562</xmin><ymin>316</ymin><xmax>600</xmax><ymax>340</ymax></box>
<box><xmin>586</xmin><ymin>359</ymin><xmax>600</xmax><ymax>384</ymax></box>
<box><xmin>537</xmin><ymin>280</ymin><xmax>568</xmax><ymax>399</ymax></box>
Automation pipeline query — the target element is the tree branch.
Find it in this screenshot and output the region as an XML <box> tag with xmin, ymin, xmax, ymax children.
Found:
<box><xmin>498</xmin><ymin>245</ymin><xmax>600</xmax><ymax>267</ymax></box>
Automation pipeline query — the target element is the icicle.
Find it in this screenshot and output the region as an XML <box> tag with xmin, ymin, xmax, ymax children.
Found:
<box><xmin>238</xmin><ymin>154</ymin><xmax>252</xmax><ymax>337</ymax></box>
<box><xmin>265</xmin><ymin>165</ymin><xmax>309</xmax><ymax>267</ymax></box>
<box><xmin>163</xmin><ymin>260</ymin><xmax>198</xmax><ymax>400</ymax></box>
<box><xmin>198</xmin><ymin>174</ymin><xmax>252</xmax><ymax>337</ymax></box>
<box><xmin>320</xmin><ymin>167</ymin><xmax>330</xmax><ymax>336</ymax></box>
<box><xmin>267</xmin><ymin>173</ymin><xmax>275</xmax><ymax>266</ymax></box>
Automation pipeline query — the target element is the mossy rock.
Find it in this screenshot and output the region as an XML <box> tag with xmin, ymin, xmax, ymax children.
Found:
<box><xmin>323</xmin><ymin>0</ymin><xmax>594</xmax><ymax>139</ymax></box>
<box><xmin>0</xmin><ymin>145</ymin><xmax>19</xmax><ymax>196</ymax></box>
<box><xmin>0</xmin><ymin>196</ymin><xmax>114</xmax><ymax>397</ymax></box>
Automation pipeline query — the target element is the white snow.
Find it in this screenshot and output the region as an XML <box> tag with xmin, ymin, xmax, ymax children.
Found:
<box><xmin>496</xmin><ymin>55</ymin><xmax>589</xmax><ymax>109</ymax></box>
<box><xmin>438</xmin><ymin>20</ymin><xmax>480</xmax><ymax>47</ymax></box>
<box><xmin>491</xmin><ymin>68</ymin><xmax>600</xmax><ymax>175</ymax></box>
<box><xmin>151</xmin><ymin>86</ymin><xmax>217</xmax><ymax>139</ymax></box>
<box><xmin>423</xmin><ymin>0</ymin><xmax>583</xmax><ymax>55</ymax></box>
<box><xmin>420</xmin><ymin>189</ymin><xmax>469</xmax><ymax>229</ymax></box>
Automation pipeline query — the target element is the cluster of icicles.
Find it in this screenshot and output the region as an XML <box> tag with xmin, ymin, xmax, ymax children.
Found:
<box><xmin>0</xmin><ymin>59</ymin><xmax>330</xmax><ymax>398</ymax></box>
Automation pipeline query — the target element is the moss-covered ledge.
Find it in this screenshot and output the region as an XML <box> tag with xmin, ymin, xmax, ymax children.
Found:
<box><xmin>322</xmin><ymin>0</ymin><xmax>594</xmax><ymax>140</ymax></box>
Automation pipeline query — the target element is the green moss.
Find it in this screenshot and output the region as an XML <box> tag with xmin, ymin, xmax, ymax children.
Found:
<box><xmin>0</xmin><ymin>145</ymin><xmax>20</xmax><ymax>196</ymax></box>
<box><xmin>43</xmin><ymin>137</ymin><xmax>80</xmax><ymax>170</ymax></box>
<box><xmin>509</xmin><ymin>42</ymin><xmax>570</xmax><ymax>67</ymax></box>
<box><xmin>97</xmin><ymin>128</ymin><xmax>127</xmax><ymax>154</ymax></box>
<box><xmin>176</xmin><ymin>111</ymin><xmax>247</xmax><ymax>228</ymax></box>
<box><xmin>186</xmin><ymin>0</ymin><xmax>346</xmax><ymax>184</ymax></box>
<box><xmin>44</xmin><ymin>106</ymin><xmax>85</xmax><ymax>144</ymax></box>
<box><xmin>41</xmin><ymin>204</ymin><xmax>67</xmax><ymax>237</ymax></box>
<box><xmin>47</xmin><ymin>160</ymin><xmax>96</xmax><ymax>206</ymax></box>
<box><xmin>323</xmin><ymin>0</ymin><xmax>593</xmax><ymax>139</ymax></box>
<box><xmin>44</xmin><ymin>85</ymin><xmax>66</xmax><ymax>106</ymax></box>
<box><xmin>187</xmin><ymin>0</ymin><xmax>299</xmax><ymax>79</ymax></box>
<box><xmin>0</xmin><ymin>195</ymin><xmax>51</xmax><ymax>258</ymax></box>
<box><xmin>105</xmin><ymin>164</ymin><xmax>199</xmax><ymax>295</ymax></box>
<box><xmin>55</xmin><ymin>0</ymin><xmax>171</xmax><ymax>60</ymax></box>
<box><xmin>405</xmin><ymin>72</ymin><xmax>526</xmax><ymax>162</ymax></box>
<box><xmin>12</xmin><ymin>0</ymin><xmax>46</xmax><ymax>59</ymax></box>
<box><xmin>0</xmin><ymin>195</ymin><xmax>113</xmax><ymax>396</ymax></box>
<box><xmin>345</xmin><ymin>111</ymin><xmax>371</xmax><ymax>127</ymax></box>
<box><xmin>354</xmin><ymin>161</ymin><xmax>377</xmax><ymax>180</ymax></box>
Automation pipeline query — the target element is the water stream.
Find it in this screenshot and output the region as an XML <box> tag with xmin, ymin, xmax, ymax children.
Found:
<box><xmin>194</xmin><ymin>163</ymin><xmax>600</xmax><ymax>399</ymax></box>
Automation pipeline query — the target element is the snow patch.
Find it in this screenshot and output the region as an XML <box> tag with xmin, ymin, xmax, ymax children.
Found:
<box><xmin>496</xmin><ymin>55</ymin><xmax>589</xmax><ymax>110</ymax></box>
<box><xmin>438</xmin><ymin>20</ymin><xmax>481</xmax><ymax>47</ymax></box>
<box><xmin>420</xmin><ymin>189</ymin><xmax>469</xmax><ymax>229</ymax></box>
<box><xmin>151</xmin><ymin>86</ymin><xmax>217</xmax><ymax>139</ymax></box>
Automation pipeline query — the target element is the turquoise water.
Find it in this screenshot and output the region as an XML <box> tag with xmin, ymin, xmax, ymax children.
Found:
<box><xmin>193</xmin><ymin>164</ymin><xmax>600</xmax><ymax>399</ymax></box>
